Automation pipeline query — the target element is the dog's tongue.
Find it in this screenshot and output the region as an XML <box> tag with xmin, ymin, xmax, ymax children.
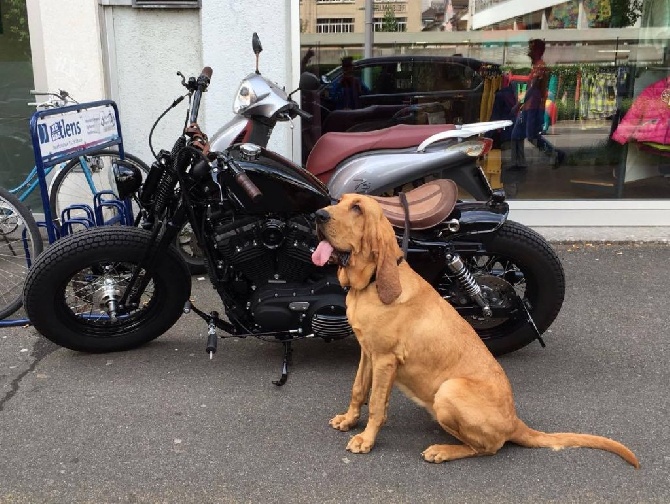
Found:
<box><xmin>312</xmin><ymin>240</ymin><xmax>334</xmax><ymax>267</ymax></box>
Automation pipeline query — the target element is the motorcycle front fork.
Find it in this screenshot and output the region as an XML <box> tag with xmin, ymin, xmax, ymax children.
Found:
<box><xmin>117</xmin><ymin>205</ymin><xmax>188</xmax><ymax>312</ymax></box>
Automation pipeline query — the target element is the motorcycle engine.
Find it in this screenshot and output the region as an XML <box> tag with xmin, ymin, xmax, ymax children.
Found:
<box><xmin>213</xmin><ymin>215</ymin><xmax>318</xmax><ymax>285</ymax></box>
<box><xmin>211</xmin><ymin>214</ymin><xmax>351</xmax><ymax>340</ymax></box>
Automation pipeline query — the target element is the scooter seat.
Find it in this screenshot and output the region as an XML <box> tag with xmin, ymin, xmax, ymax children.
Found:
<box><xmin>306</xmin><ymin>124</ymin><xmax>457</xmax><ymax>182</ymax></box>
<box><xmin>371</xmin><ymin>179</ymin><xmax>458</xmax><ymax>231</ymax></box>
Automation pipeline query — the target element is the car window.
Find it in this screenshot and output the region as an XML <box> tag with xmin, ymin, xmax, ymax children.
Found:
<box><xmin>365</xmin><ymin>61</ymin><xmax>413</xmax><ymax>94</ymax></box>
<box><xmin>414</xmin><ymin>62</ymin><xmax>482</xmax><ymax>92</ymax></box>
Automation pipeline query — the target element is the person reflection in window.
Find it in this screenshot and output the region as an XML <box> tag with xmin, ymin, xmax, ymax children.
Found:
<box><xmin>332</xmin><ymin>56</ymin><xmax>369</xmax><ymax>110</ymax></box>
<box><xmin>511</xmin><ymin>39</ymin><xmax>565</xmax><ymax>169</ymax></box>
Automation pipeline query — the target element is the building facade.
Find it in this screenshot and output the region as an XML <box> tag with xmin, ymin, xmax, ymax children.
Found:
<box><xmin>1</xmin><ymin>0</ymin><xmax>668</xmax><ymax>228</ymax></box>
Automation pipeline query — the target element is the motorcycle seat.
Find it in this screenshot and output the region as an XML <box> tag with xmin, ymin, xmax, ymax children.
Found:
<box><xmin>306</xmin><ymin>124</ymin><xmax>457</xmax><ymax>181</ymax></box>
<box><xmin>371</xmin><ymin>179</ymin><xmax>458</xmax><ymax>230</ymax></box>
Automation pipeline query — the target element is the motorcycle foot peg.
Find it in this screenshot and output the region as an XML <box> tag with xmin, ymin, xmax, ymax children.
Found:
<box><xmin>206</xmin><ymin>310</ymin><xmax>220</xmax><ymax>359</ymax></box>
<box><xmin>206</xmin><ymin>332</ymin><xmax>218</xmax><ymax>359</ymax></box>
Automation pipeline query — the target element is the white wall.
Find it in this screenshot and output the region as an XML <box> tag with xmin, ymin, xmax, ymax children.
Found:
<box><xmin>27</xmin><ymin>0</ymin><xmax>105</xmax><ymax>102</ymax></box>
<box><xmin>102</xmin><ymin>5</ymin><xmax>202</xmax><ymax>164</ymax></box>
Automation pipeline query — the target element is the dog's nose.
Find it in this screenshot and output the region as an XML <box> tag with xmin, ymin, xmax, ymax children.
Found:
<box><xmin>315</xmin><ymin>209</ymin><xmax>330</xmax><ymax>224</ymax></box>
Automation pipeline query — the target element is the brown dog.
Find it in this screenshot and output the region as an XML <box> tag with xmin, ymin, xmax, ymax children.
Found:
<box><xmin>312</xmin><ymin>193</ymin><xmax>639</xmax><ymax>468</ymax></box>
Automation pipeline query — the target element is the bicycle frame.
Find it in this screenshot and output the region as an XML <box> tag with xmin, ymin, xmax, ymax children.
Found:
<box><xmin>10</xmin><ymin>156</ymin><xmax>108</xmax><ymax>204</ymax></box>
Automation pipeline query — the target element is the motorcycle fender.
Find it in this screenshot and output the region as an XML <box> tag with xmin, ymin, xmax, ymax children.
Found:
<box><xmin>327</xmin><ymin>149</ymin><xmax>489</xmax><ymax>200</ymax></box>
<box><xmin>449</xmin><ymin>201</ymin><xmax>509</xmax><ymax>236</ymax></box>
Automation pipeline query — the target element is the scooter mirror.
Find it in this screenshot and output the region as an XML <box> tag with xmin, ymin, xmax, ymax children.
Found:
<box><xmin>299</xmin><ymin>72</ymin><xmax>320</xmax><ymax>91</ymax></box>
<box><xmin>252</xmin><ymin>32</ymin><xmax>263</xmax><ymax>55</ymax></box>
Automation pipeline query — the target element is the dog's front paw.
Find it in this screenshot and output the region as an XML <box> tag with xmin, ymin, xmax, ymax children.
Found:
<box><xmin>346</xmin><ymin>434</ymin><xmax>374</xmax><ymax>454</ymax></box>
<box><xmin>329</xmin><ymin>413</ymin><xmax>359</xmax><ymax>432</ymax></box>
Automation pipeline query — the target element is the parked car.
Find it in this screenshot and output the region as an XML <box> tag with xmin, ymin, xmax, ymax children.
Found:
<box><xmin>301</xmin><ymin>55</ymin><xmax>501</xmax><ymax>161</ymax></box>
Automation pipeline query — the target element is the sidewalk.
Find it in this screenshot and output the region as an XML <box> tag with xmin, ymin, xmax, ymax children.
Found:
<box><xmin>533</xmin><ymin>225</ymin><xmax>670</xmax><ymax>243</ymax></box>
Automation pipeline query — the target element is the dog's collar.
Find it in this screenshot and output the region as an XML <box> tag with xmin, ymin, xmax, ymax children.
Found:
<box><xmin>367</xmin><ymin>256</ymin><xmax>404</xmax><ymax>287</ymax></box>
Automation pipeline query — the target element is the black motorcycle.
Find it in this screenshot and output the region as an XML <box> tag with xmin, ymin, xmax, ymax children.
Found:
<box><xmin>23</xmin><ymin>67</ymin><xmax>565</xmax><ymax>385</ymax></box>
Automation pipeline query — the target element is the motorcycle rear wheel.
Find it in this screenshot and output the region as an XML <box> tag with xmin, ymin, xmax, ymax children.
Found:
<box><xmin>23</xmin><ymin>227</ymin><xmax>191</xmax><ymax>352</ymax></box>
<box><xmin>439</xmin><ymin>220</ymin><xmax>565</xmax><ymax>356</ymax></box>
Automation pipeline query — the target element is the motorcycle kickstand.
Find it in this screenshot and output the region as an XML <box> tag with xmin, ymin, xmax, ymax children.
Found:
<box><xmin>521</xmin><ymin>300</ymin><xmax>546</xmax><ymax>348</ymax></box>
<box><xmin>273</xmin><ymin>341</ymin><xmax>293</xmax><ymax>386</ymax></box>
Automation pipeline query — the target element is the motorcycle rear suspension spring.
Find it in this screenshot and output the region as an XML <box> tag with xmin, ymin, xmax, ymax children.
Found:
<box><xmin>446</xmin><ymin>253</ymin><xmax>492</xmax><ymax>317</ymax></box>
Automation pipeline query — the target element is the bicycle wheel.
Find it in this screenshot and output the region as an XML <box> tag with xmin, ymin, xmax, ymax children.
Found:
<box><xmin>0</xmin><ymin>186</ymin><xmax>44</xmax><ymax>319</ymax></box>
<box><xmin>49</xmin><ymin>149</ymin><xmax>150</xmax><ymax>227</ymax></box>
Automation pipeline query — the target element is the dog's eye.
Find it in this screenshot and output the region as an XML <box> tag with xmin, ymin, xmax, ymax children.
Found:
<box><xmin>351</xmin><ymin>203</ymin><xmax>362</xmax><ymax>214</ymax></box>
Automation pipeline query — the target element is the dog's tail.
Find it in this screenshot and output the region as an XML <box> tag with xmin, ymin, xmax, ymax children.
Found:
<box><xmin>509</xmin><ymin>420</ymin><xmax>640</xmax><ymax>468</ymax></box>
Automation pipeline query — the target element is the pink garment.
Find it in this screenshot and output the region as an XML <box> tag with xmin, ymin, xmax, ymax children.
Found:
<box><xmin>612</xmin><ymin>76</ymin><xmax>670</xmax><ymax>145</ymax></box>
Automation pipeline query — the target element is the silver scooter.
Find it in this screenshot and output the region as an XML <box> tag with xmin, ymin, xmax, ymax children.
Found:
<box><xmin>208</xmin><ymin>33</ymin><xmax>512</xmax><ymax>201</ymax></box>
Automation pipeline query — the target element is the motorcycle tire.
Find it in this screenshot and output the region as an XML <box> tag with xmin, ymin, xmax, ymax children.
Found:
<box><xmin>176</xmin><ymin>222</ymin><xmax>206</xmax><ymax>275</ymax></box>
<box><xmin>23</xmin><ymin>227</ymin><xmax>191</xmax><ymax>353</ymax></box>
<box><xmin>441</xmin><ymin>220</ymin><xmax>565</xmax><ymax>356</ymax></box>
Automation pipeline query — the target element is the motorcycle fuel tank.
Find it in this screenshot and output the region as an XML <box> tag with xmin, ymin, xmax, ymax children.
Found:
<box><xmin>225</xmin><ymin>144</ymin><xmax>331</xmax><ymax>214</ymax></box>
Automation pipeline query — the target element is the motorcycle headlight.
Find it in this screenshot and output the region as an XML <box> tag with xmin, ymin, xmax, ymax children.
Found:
<box><xmin>233</xmin><ymin>79</ymin><xmax>258</xmax><ymax>114</ymax></box>
<box><xmin>112</xmin><ymin>160</ymin><xmax>143</xmax><ymax>200</ymax></box>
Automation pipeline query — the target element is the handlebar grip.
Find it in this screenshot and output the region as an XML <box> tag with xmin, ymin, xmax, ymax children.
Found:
<box><xmin>234</xmin><ymin>172</ymin><xmax>263</xmax><ymax>203</ymax></box>
<box><xmin>296</xmin><ymin>108</ymin><xmax>313</xmax><ymax>122</ymax></box>
<box><xmin>201</xmin><ymin>67</ymin><xmax>213</xmax><ymax>80</ymax></box>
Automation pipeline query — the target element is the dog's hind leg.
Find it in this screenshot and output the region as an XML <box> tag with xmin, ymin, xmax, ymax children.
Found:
<box><xmin>330</xmin><ymin>350</ymin><xmax>373</xmax><ymax>432</ymax></box>
<box><xmin>422</xmin><ymin>378</ymin><xmax>512</xmax><ymax>463</ymax></box>
<box><xmin>422</xmin><ymin>443</ymin><xmax>479</xmax><ymax>463</ymax></box>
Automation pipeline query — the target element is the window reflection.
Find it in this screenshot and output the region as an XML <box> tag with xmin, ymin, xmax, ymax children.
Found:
<box><xmin>299</xmin><ymin>0</ymin><xmax>670</xmax><ymax>199</ymax></box>
<box><xmin>0</xmin><ymin>0</ymin><xmax>36</xmax><ymax>206</ymax></box>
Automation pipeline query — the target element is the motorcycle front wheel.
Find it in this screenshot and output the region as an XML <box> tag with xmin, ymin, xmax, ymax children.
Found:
<box><xmin>23</xmin><ymin>227</ymin><xmax>191</xmax><ymax>352</ymax></box>
<box><xmin>438</xmin><ymin>220</ymin><xmax>565</xmax><ymax>356</ymax></box>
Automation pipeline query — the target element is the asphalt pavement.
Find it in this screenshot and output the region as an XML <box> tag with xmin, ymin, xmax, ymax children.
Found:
<box><xmin>1</xmin><ymin>241</ymin><xmax>669</xmax><ymax>503</ymax></box>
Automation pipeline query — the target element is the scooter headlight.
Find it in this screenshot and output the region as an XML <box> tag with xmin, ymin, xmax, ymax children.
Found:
<box><xmin>233</xmin><ymin>79</ymin><xmax>258</xmax><ymax>114</ymax></box>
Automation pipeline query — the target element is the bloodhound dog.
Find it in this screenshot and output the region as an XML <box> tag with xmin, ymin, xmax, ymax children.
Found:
<box><xmin>312</xmin><ymin>193</ymin><xmax>639</xmax><ymax>468</ymax></box>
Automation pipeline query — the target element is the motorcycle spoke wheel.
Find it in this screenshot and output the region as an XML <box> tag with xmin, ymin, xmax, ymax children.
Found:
<box><xmin>23</xmin><ymin>227</ymin><xmax>191</xmax><ymax>352</ymax></box>
<box><xmin>438</xmin><ymin>220</ymin><xmax>565</xmax><ymax>355</ymax></box>
<box><xmin>63</xmin><ymin>262</ymin><xmax>156</xmax><ymax>327</ymax></box>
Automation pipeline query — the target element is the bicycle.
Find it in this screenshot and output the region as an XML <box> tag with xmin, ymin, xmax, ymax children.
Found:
<box><xmin>0</xmin><ymin>186</ymin><xmax>43</xmax><ymax>319</ymax></box>
<box><xmin>7</xmin><ymin>90</ymin><xmax>150</xmax><ymax>230</ymax></box>
<box><xmin>8</xmin><ymin>90</ymin><xmax>203</xmax><ymax>275</ymax></box>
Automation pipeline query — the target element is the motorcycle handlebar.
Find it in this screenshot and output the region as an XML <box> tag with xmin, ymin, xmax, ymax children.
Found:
<box><xmin>295</xmin><ymin>107</ymin><xmax>313</xmax><ymax>122</ymax></box>
<box><xmin>188</xmin><ymin>66</ymin><xmax>213</xmax><ymax>124</ymax></box>
<box><xmin>234</xmin><ymin>171</ymin><xmax>263</xmax><ymax>203</ymax></box>
<box><xmin>200</xmin><ymin>66</ymin><xmax>213</xmax><ymax>81</ymax></box>
<box><xmin>222</xmin><ymin>154</ymin><xmax>263</xmax><ymax>203</ymax></box>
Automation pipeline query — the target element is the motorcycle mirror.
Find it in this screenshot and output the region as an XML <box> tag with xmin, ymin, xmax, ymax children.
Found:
<box><xmin>298</xmin><ymin>72</ymin><xmax>320</xmax><ymax>92</ymax></box>
<box><xmin>252</xmin><ymin>32</ymin><xmax>263</xmax><ymax>74</ymax></box>
<box><xmin>252</xmin><ymin>32</ymin><xmax>263</xmax><ymax>55</ymax></box>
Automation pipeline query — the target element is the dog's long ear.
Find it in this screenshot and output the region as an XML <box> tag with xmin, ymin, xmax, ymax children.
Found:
<box><xmin>374</xmin><ymin>213</ymin><xmax>402</xmax><ymax>305</ymax></box>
